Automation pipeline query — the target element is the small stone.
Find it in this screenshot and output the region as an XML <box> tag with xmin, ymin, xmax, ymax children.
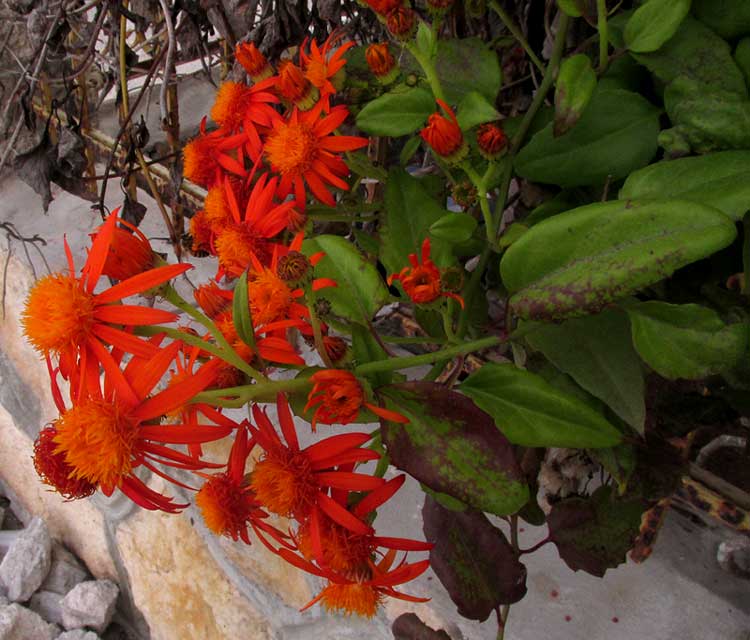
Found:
<box><xmin>0</xmin><ymin>517</ymin><xmax>52</xmax><ymax>602</ymax></box>
<box><xmin>61</xmin><ymin>580</ymin><xmax>119</xmax><ymax>633</ymax></box>
<box><xmin>40</xmin><ymin>544</ymin><xmax>88</xmax><ymax>595</ymax></box>
<box><xmin>29</xmin><ymin>590</ymin><xmax>64</xmax><ymax>626</ymax></box>
<box><xmin>57</xmin><ymin>630</ymin><xmax>101</xmax><ymax>640</ymax></box>
<box><xmin>0</xmin><ymin>603</ymin><xmax>59</xmax><ymax>640</ymax></box>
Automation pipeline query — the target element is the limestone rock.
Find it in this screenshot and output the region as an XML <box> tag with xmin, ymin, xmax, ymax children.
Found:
<box><xmin>61</xmin><ymin>580</ymin><xmax>119</xmax><ymax>633</ymax></box>
<box><xmin>0</xmin><ymin>603</ymin><xmax>59</xmax><ymax>640</ymax></box>
<box><xmin>41</xmin><ymin>544</ymin><xmax>88</xmax><ymax>595</ymax></box>
<box><xmin>29</xmin><ymin>590</ymin><xmax>64</xmax><ymax>626</ymax></box>
<box><xmin>57</xmin><ymin>630</ymin><xmax>101</xmax><ymax>640</ymax></box>
<box><xmin>0</xmin><ymin>517</ymin><xmax>52</xmax><ymax>601</ymax></box>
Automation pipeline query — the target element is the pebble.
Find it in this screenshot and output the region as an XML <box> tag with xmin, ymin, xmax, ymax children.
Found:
<box><xmin>41</xmin><ymin>544</ymin><xmax>88</xmax><ymax>595</ymax></box>
<box><xmin>0</xmin><ymin>603</ymin><xmax>59</xmax><ymax>640</ymax></box>
<box><xmin>0</xmin><ymin>518</ymin><xmax>52</xmax><ymax>602</ymax></box>
<box><xmin>61</xmin><ymin>580</ymin><xmax>119</xmax><ymax>633</ymax></box>
<box><xmin>28</xmin><ymin>590</ymin><xmax>64</xmax><ymax>626</ymax></box>
<box><xmin>57</xmin><ymin>630</ymin><xmax>101</xmax><ymax>640</ymax></box>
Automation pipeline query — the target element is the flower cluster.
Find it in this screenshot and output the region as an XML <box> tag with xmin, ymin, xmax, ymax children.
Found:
<box><xmin>23</xmin><ymin>32</ymin><xmax>432</xmax><ymax>619</ymax></box>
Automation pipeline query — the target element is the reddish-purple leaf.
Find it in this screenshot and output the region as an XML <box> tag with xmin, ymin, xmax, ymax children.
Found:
<box><xmin>392</xmin><ymin>613</ymin><xmax>452</xmax><ymax>640</ymax></box>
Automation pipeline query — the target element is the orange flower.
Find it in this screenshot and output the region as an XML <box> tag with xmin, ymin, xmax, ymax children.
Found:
<box><xmin>363</xmin><ymin>0</ymin><xmax>402</xmax><ymax>15</ymax></box>
<box><xmin>420</xmin><ymin>99</ymin><xmax>467</xmax><ymax>163</ymax></box>
<box><xmin>249</xmin><ymin>394</ymin><xmax>384</xmax><ymax>528</ymax></box>
<box><xmin>22</xmin><ymin>209</ymin><xmax>191</xmax><ymax>398</ymax></box>
<box><xmin>365</xmin><ymin>43</ymin><xmax>398</xmax><ymax>84</ymax></box>
<box><xmin>189</xmin><ymin>210</ymin><xmax>213</xmax><ymax>255</ymax></box>
<box><xmin>44</xmin><ymin>341</ymin><xmax>229</xmax><ymax>512</ymax></box>
<box><xmin>214</xmin><ymin>310</ymin><xmax>306</xmax><ymax>366</ymax></box>
<box><xmin>388</xmin><ymin>238</ymin><xmax>465</xmax><ymax>307</ymax></box>
<box><xmin>33</xmin><ymin>426</ymin><xmax>97</xmax><ymax>500</ymax></box>
<box><xmin>386</xmin><ymin>6</ymin><xmax>417</xmax><ymax>40</ymax></box>
<box><xmin>183</xmin><ymin>117</ymin><xmax>248</xmax><ymax>188</ymax></box>
<box><xmin>304</xmin><ymin>370</ymin><xmax>409</xmax><ymax>431</ymax></box>
<box><xmin>477</xmin><ymin>121</ymin><xmax>508</xmax><ymax>159</ymax></box>
<box><xmin>277</xmin><ymin>61</ymin><xmax>319</xmax><ymax>111</ymax></box>
<box><xmin>301</xmin><ymin>32</ymin><xmax>354</xmax><ymax>110</ymax></box>
<box><xmin>235</xmin><ymin>42</ymin><xmax>273</xmax><ymax>82</ymax></box>
<box><xmin>194</xmin><ymin>281</ymin><xmax>232</xmax><ymax>318</ymax></box>
<box><xmin>264</xmin><ymin>102</ymin><xmax>368</xmax><ymax>208</ymax></box>
<box><xmin>94</xmin><ymin>217</ymin><xmax>154</xmax><ymax>281</ymax></box>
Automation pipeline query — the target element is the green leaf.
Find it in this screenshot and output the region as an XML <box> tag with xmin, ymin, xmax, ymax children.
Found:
<box><xmin>514</xmin><ymin>89</ymin><xmax>660</xmax><ymax>187</ymax></box>
<box><xmin>355</xmin><ymin>87</ymin><xmax>434</xmax><ymax>137</ymax></box>
<box><xmin>497</xmin><ymin>223</ymin><xmax>528</xmax><ymax>249</ymax></box>
<box><xmin>380</xmin><ymin>168</ymin><xmax>453</xmax><ymax>276</ymax></box>
<box><xmin>423</xmin><ymin>497</ymin><xmax>527</xmax><ymax>622</ymax></box>
<box><xmin>400</xmin><ymin>135</ymin><xmax>422</xmax><ymax>166</ymax></box>
<box><xmin>557</xmin><ymin>0</ymin><xmax>583</xmax><ymax>17</ymax></box>
<box><xmin>735</xmin><ymin>38</ymin><xmax>750</xmax><ymax>88</ymax></box>
<box><xmin>456</xmin><ymin>91</ymin><xmax>500</xmax><ymax>131</ymax></box>
<box><xmin>344</xmin><ymin>151</ymin><xmax>388</xmax><ymax>181</ymax></box>
<box><xmin>380</xmin><ymin>382</ymin><xmax>530</xmax><ymax>516</ymax></box>
<box><xmin>663</xmin><ymin>76</ymin><xmax>750</xmax><ymax>154</ymax></box>
<box><xmin>231</xmin><ymin>271</ymin><xmax>255</xmax><ymax>349</ymax></box>
<box><xmin>429</xmin><ymin>212</ymin><xmax>477</xmax><ymax>243</ymax></box>
<box><xmin>435</xmin><ymin>37</ymin><xmax>502</xmax><ymax>104</ymax></box>
<box><xmin>625</xmin><ymin>302</ymin><xmax>748</xmax><ymax>380</ymax></box>
<box><xmin>500</xmin><ymin>199</ymin><xmax>737</xmax><ymax>321</ymax></box>
<box><xmin>302</xmin><ymin>235</ymin><xmax>390</xmax><ymax>324</ymax></box>
<box><xmin>548</xmin><ymin>486</ymin><xmax>645</xmax><ymax>577</ymax></box>
<box><xmin>525</xmin><ymin>310</ymin><xmax>646</xmax><ymax>432</ymax></box>
<box><xmin>416</xmin><ymin>21</ymin><xmax>437</xmax><ymax>59</ymax></box>
<box><xmin>693</xmin><ymin>0</ymin><xmax>750</xmax><ymax>40</ymax></box>
<box><xmin>554</xmin><ymin>54</ymin><xmax>597</xmax><ymax>136</ymax></box>
<box><xmin>624</xmin><ymin>0</ymin><xmax>691</xmax><ymax>54</ymax></box>
<box><xmin>459</xmin><ymin>363</ymin><xmax>623</xmax><ymax>448</ymax></box>
<box><xmin>620</xmin><ymin>151</ymin><xmax>750</xmax><ymax>221</ymax></box>
<box><xmin>628</xmin><ymin>17</ymin><xmax>747</xmax><ymax>97</ymax></box>
<box><xmin>351</xmin><ymin>323</ymin><xmax>391</xmax><ymax>388</ymax></box>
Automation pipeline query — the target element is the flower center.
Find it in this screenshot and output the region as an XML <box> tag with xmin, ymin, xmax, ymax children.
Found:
<box><xmin>214</xmin><ymin>224</ymin><xmax>270</xmax><ymax>276</ymax></box>
<box><xmin>265</xmin><ymin>122</ymin><xmax>318</xmax><ymax>176</ymax></box>
<box><xmin>22</xmin><ymin>273</ymin><xmax>96</xmax><ymax>355</ymax></box>
<box><xmin>247</xmin><ymin>268</ymin><xmax>294</xmax><ymax>325</ymax></box>
<box><xmin>33</xmin><ymin>425</ymin><xmax>97</xmax><ymax>500</ymax></box>
<box><xmin>319</xmin><ymin>582</ymin><xmax>381</xmax><ymax>618</ymax></box>
<box><xmin>297</xmin><ymin>518</ymin><xmax>374</xmax><ymax>573</ymax></box>
<box><xmin>196</xmin><ymin>473</ymin><xmax>256</xmax><ymax>540</ymax></box>
<box><xmin>53</xmin><ymin>398</ymin><xmax>139</xmax><ymax>490</ymax></box>
<box><xmin>250</xmin><ymin>447</ymin><xmax>317</xmax><ymax>517</ymax></box>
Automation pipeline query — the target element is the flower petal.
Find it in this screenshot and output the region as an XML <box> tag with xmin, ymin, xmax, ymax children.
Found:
<box><xmin>95</xmin><ymin>263</ymin><xmax>192</xmax><ymax>304</ymax></box>
<box><xmin>94</xmin><ymin>305</ymin><xmax>178</xmax><ymax>326</ymax></box>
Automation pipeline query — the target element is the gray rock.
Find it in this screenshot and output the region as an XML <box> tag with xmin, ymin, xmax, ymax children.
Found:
<box><xmin>0</xmin><ymin>532</ymin><xmax>19</xmax><ymax>556</ymax></box>
<box><xmin>29</xmin><ymin>590</ymin><xmax>64</xmax><ymax>626</ymax></box>
<box><xmin>61</xmin><ymin>580</ymin><xmax>119</xmax><ymax>633</ymax></box>
<box><xmin>40</xmin><ymin>544</ymin><xmax>88</xmax><ymax>595</ymax></box>
<box><xmin>0</xmin><ymin>603</ymin><xmax>59</xmax><ymax>640</ymax></box>
<box><xmin>0</xmin><ymin>518</ymin><xmax>52</xmax><ymax>602</ymax></box>
<box><xmin>57</xmin><ymin>630</ymin><xmax>101</xmax><ymax>640</ymax></box>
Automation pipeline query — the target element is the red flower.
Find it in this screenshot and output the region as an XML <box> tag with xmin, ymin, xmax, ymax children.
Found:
<box><xmin>33</xmin><ymin>426</ymin><xmax>97</xmax><ymax>500</ymax></box>
<box><xmin>420</xmin><ymin>100</ymin><xmax>467</xmax><ymax>163</ymax></box>
<box><xmin>183</xmin><ymin>117</ymin><xmax>248</xmax><ymax>188</ymax></box>
<box><xmin>477</xmin><ymin>122</ymin><xmax>508</xmax><ymax>159</ymax></box>
<box><xmin>264</xmin><ymin>102</ymin><xmax>368</xmax><ymax>208</ymax></box>
<box><xmin>235</xmin><ymin>42</ymin><xmax>273</xmax><ymax>82</ymax></box>
<box><xmin>363</xmin><ymin>0</ymin><xmax>402</xmax><ymax>16</ymax></box>
<box><xmin>388</xmin><ymin>238</ymin><xmax>465</xmax><ymax>307</ymax></box>
<box><xmin>365</xmin><ymin>43</ymin><xmax>398</xmax><ymax>84</ymax></box>
<box><xmin>304</xmin><ymin>370</ymin><xmax>408</xmax><ymax>431</ymax></box>
<box><xmin>277</xmin><ymin>61</ymin><xmax>319</xmax><ymax>111</ymax></box>
<box><xmin>386</xmin><ymin>7</ymin><xmax>417</xmax><ymax>40</ymax></box>
<box><xmin>301</xmin><ymin>32</ymin><xmax>354</xmax><ymax>110</ymax></box>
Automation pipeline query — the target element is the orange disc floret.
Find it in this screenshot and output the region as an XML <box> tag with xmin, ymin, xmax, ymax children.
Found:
<box><xmin>388</xmin><ymin>238</ymin><xmax>465</xmax><ymax>307</ymax></box>
<box><xmin>33</xmin><ymin>425</ymin><xmax>97</xmax><ymax>500</ymax></box>
<box><xmin>296</xmin><ymin>517</ymin><xmax>374</xmax><ymax>574</ymax></box>
<box><xmin>214</xmin><ymin>224</ymin><xmax>272</xmax><ymax>276</ymax></box>
<box><xmin>251</xmin><ymin>446</ymin><xmax>318</xmax><ymax>518</ymax></box>
<box><xmin>196</xmin><ymin>473</ymin><xmax>259</xmax><ymax>540</ymax></box>
<box><xmin>420</xmin><ymin>100</ymin><xmax>467</xmax><ymax>163</ymax></box>
<box><xmin>265</xmin><ymin>119</ymin><xmax>319</xmax><ymax>177</ymax></box>
<box><xmin>53</xmin><ymin>398</ymin><xmax>139</xmax><ymax>490</ymax></box>
<box><xmin>203</xmin><ymin>183</ymin><xmax>233</xmax><ymax>229</ymax></box>
<box><xmin>236</xmin><ymin>42</ymin><xmax>273</xmax><ymax>82</ymax></box>
<box><xmin>365</xmin><ymin>43</ymin><xmax>398</xmax><ymax>84</ymax></box>
<box><xmin>247</xmin><ymin>267</ymin><xmax>295</xmax><ymax>325</ymax></box>
<box><xmin>210</xmin><ymin>81</ymin><xmax>254</xmax><ymax>131</ymax></box>
<box><xmin>477</xmin><ymin>122</ymin><xmax>508</xmax><ymax>159</ymax></box>
<box><xmin>183</xmin><ymin>134</ymin><xmax>222</xmax><ymax>187</ymax></box>
<box><xmin>277</xmin><ymin>61</ymin><xmax>319</xmax><ymax>111</ymax></box>
<box><xmin>318</xmin><ymin>581</ymin><xmax>382</xmax><ymax>618</ymax></box>
<box><xmin>22</xmin><ymin>274</ymin><xmax>96</xmax><ymax>356</ymax></box>
<box><xmin>189</xmin><ymin>210</ymin><xmax>213</xmax><ymax>254</ymax></box>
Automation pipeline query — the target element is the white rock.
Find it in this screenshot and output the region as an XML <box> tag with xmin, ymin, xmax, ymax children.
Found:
<box><xmin>57</xmin><ymin>630</ymin><xmax>101</xmax><ymax>640</ymax></box>
<box><xmin>28</xmin><ymin>590</ymin><xmax>64</xmax><ymax>626</ymax></box>
<box><xmin>61</xmin><ymin>580</ymin><xmax>119</xmax><ymax>633</ymax></box>
<box><xmin>0</xmin><ymin>603</ymin><xmax>59</xmax><ymax>640</ymax></box>
<box><xmin>0</xmin><ymin>517</ymin><xmax>52</xmax><ymax>602</ymax></box>
<box><xmin>40</xmin><ymin>544</ymin><xmax>88</xmax><ymax>595</ymax></box>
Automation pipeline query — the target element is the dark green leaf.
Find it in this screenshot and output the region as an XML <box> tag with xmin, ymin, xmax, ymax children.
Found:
<box><xmin>735</xmin><ymin>38</ymin><xmax>750</xmax><ymax>88</ymax></box>
<box><xmin>345</xmin><ymin>151</ymin><xmax>388</xmax><ymax>181</ymax></box>
<box><xmin>232</xmin><ymin>271</ymin><xmax>255</xmax><ymax>349</ymax></box>
<box><xmin>435</xmin><ymin>37</ymin><xmax>502</xmax><ymax>104</ymax></box>
<box><xmin>693</xmin><ymin>0</ymin><xmax>750</xmax><ymax>40</ymax></box>
<box><xmin>429</xmin><ymin>212</ymin><xmax>477</xmax><ymax>243</ymax></box>
<box><xmin>554</xmin><ymin>54</ymin><xmax>597</xmax><ymax>136</ymax></box>
<box><xmin>626</xmin><ymin>302</ymin><xmax>748</xmax><ymax>379</ymax></box>
<box><xmin>380</xmin><ymin>382</ymin><xmax>530</xmax><ymax>516</ymax></box>
<box><xmin>556</xmin><ymin>0</ymin><xmax>583</xmax><ymax>17</ymax></box>
<box><xmin>497</xmin><ymin>223</ymin><xmax>528</xmax><ymax>249</ymax></box>
<box><xmin>351</xmin><ymin>323</ymin><xmax>391</xmax><ymax>388</ymax></box>
<box><xmin>620</xmin><ymin>151</ymin><xmax>750</xmax><ymax>221</ymax></box>
<box><xmin>400</xmin><ymin>135</ymin><xmax>422</xmax><ymax>166</ymax></box>
<box><xmin>423</xmin><ymin>496</ymin><xmax>527</xmax><ymax>621</ymax></box>
<box><xmin>514</xmin><ymin>89</ymin><xmax>660</xmax><ymax>187</ymax></box>
<box><xmin>548</xmin><ymin>486</ymin><xmax>646</xmax><ymax>577</ymax></box>
<box><xmin>456</xmin><ymin>91</ymin><xmax>500</xmax><ymax>131</ymax></box>
<box><xmin>380</xmin><ymin>168</ymin><xmax>453</xmax><ymax>275</ymax></box>
<box><xmin>355</xmin><ymin>87</ymin><xmax>435</xmax><ymax>137</ymax></box>
<box><xmin>588</xmin><ymin>444</ymin><xmax>637</xmax><ymax>494</ymax></box>
<box><xmin>302</xmin><ymin>235</ymin><xmax>390</xmax><ymax>324</ymax></box>
<box><xmin>459</xmin><ymin>363</ymin><xmax>623</xmax><ymax>448</ymax></box>
<box><xmin>624</xmin><ymin>0</ymin><xmax>690</xmax><ymax>53</ymax></box>
<box><xmin>525</xmin><ymin>309</ymin><xmax>646</xmax><ymax>433</ymax></box>
<box><xmin>500</xmin><ymin>199</ymin><xmax>736</xmax><ymax>321</ymax></box>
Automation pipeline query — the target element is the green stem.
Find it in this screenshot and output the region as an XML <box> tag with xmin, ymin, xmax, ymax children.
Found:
<box><xmin>306</xmin><ymin>293</ymin><xmax>335</xmax><ymax>369</ymax></box>
<box><xmin>380</xmin><ymin>335</ymin><xmax>449</xmax><ymax>345</ymax></box>
<box><xmin>489</xmin><ymin>0</ymin><xmax>545</xmax><ymax>73</ymax></box>
<box><xmin>355</xmin><ymin>336</ymin><xmax>502</xmax><ymax>375</ymax></box>
<box><xmin>161</xmin><ymin>285</ymin><xmax>264</xmax><ymax>381</ymax></box>
<box><xmin>193</xmin><ymin>377</ymin><xmax>312</xmax><ymax>406</ymax></box>
<box><xmin>596</xmin><ymin>0</ymin><xmax>609</xmax><ymax>72</ymax></box>
<box><xmin>406</xmin><ymin>42</ymin><xmax>447</xmax><ymax>104</ymax></box>
<box><xmin>306</xmin><ymin>213</ymin><xmax>378</xmax><ymax>223</ymax></box>
<box><xmin>456</xmin><ymin>247</ymin><xmax>492</xmax><ymax>338</ymax></box>
<box><xmin>462</xmin><ymin>163</ymin><xmax>497</xmax><ymax>247</ymax></box>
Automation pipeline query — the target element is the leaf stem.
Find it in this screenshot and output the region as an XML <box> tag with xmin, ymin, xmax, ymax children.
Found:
<box><xmin>596</xmin><ymin>0</ymin><xmax>609</xmax><ymax>72</ymax></box>
<box><xmin>193</xmin><ymin>377</ymin><xmax>312</xmax><ymax>406</ymax></box>
<box><xmin>518</xmin><ymin>536</ymin><xmax>552</xmax><ymax>555</ymax></box>
<box><xmin>306</xmin><ymin>293</ymin><xmax>335</xmax><ymax>369</ymax></box>
<box><xmin>406</xmin><ymin>42</ymin><xmax>448</xmax><ymax>104</ymax></box>
<box><xmin>354</xmin><ymin>336</ymin><xmax>502</xmax><ymax>375</ymax></box>
<box><xmin>489</xmin><ymin>0</ymin><xmax>545</xmax><ymax>73</ymax></box>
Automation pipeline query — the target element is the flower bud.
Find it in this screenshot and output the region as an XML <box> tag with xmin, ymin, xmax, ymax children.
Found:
<box><xmin>477</xmin><ymin>122</ymin><xmax>508</xmax><ymax>160</ymax></box>
<box><xmin>366</xmin><ymin>43</ymin><xmax>399</xmax><ymax>85</ymax></box>
<box><xmin>387</xmin><ymin>7</ymin><xmax>417</xmax><ymax>40</ymax></box>
<box><xmin>452</xmin><ymin>181</ymin><xmax>478</xmax><ymax>209</ymax></box>
<box><xmin>277</xmin><ymin>61</ymin><xmax>319</xmax><ymax>111</ymax></box>
<box><xmin>420</xmin><ymin>100</ymin><xmax>467</xmax><ymax>164</ymax></box>
<box><xmin>235</xmin><ymin>42</ymin><xmax>273</xmax><ymax>83</ymax></box>
<box><xmin>277</xmin><ymin>250</ymin><xmax>311</xmax><ymax>285</ymax></box>
<box><xmin>427</xmin><ymin>0</ymin><xmax>454</xmax><ymax>14</ymax></box>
